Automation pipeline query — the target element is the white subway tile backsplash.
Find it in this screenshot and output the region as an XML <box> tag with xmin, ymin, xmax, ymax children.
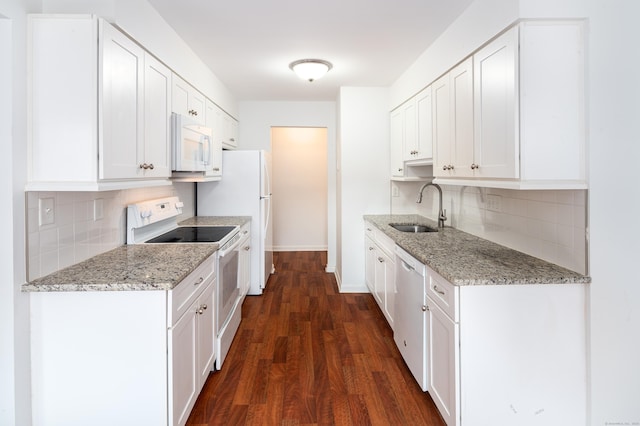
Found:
<box><xmin>392</xmin><ymin>184</ymin><xmax>588</xmax><ymax>274</ymax></box>
<box><xmin>26</xmin><ymin>186</ymin><xmax>180</xmax><ymax>281</ymax></box>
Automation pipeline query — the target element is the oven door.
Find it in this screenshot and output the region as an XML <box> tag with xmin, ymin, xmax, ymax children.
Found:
<box><xmin>217</xmin><ymin>235</ymin><xmax>241</xmax><ymax>333</ymax></box>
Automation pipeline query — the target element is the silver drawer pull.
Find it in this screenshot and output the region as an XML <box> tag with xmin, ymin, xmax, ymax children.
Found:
<box><xmin>433</xmin><ymin>285</ymin><xmax>445</xmax><ymax>296</ymax></box>
<box><xmin>194</xmin><ymin>277</ymin><xmax>204</xmax><ymax>286</ymax></box>
<box><xmin>377</xmin><ymin>257</ymin><xmax>384</xmax><ymax>263</ymax></box>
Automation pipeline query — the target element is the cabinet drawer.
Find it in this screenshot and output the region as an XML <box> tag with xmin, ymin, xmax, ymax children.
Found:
<box><xmin>427</xmin><ymin>267</ymin><xmax>458</xmax><ymax>322</ymax></box>
<box><xmin>376</xmin><ymin>230</ymin><xmax>395</xmax><ymax>258</ymax></box>
<box><xmin>168</xmin><ymin>254</ymin><xmax>215</xmax><ymax>326</ymax></box>
<box><xmin>364</xmin><ymin>221</ymin><xmax>376</xmax><ymax>240</ymax></box>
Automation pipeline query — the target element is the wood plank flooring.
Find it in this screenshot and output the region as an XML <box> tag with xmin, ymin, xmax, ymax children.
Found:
<box><xmin>187</xmin><ymin>251</ymin><xmax>445</xmax><ymax>426</ymax></box>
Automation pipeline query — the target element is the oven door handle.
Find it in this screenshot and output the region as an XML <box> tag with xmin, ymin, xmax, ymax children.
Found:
<box><xmin>218</xmin><ymin>234</ymin><xmax>242</xmax><ymax>257</ymax></box>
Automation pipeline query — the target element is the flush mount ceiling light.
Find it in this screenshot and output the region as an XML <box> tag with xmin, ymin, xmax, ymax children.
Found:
<box><xmin>289</xmin><ymin>59</ymin><xmax>333</xmax><ymax>82</ymax></box>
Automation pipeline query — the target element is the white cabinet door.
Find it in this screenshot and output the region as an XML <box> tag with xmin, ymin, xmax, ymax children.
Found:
<box><xmin>172</xmin><ymin>74</ymin><xmax>205</xmax><ymax>124</ymax></box>
<box><xmin>415</xmin><ymin>85</ymin><xmax>434</xmax><ymax>162</ymax></box>
<box><xmin>205</xmin><ymin>100</ymin><xmax>223</xmax><ymax>178</ymax></box>
<box><xmin>143</xmin><ymin>53</ymin><xmax>172</xmax><ymax>178</ymax></box>
<box><xmin>433</xmin><ymin>72</ymin><xmax>451</xmax><ymax>177</ymax></box>
<box><xmin>99</xmin><ymin>20</ymin><xmax>144</xmax><ymax>180</ymax></box>
<box><xmin>238</xmin><ymin>227</ymin><xmax>252</xmax><ymax>298</ymax></box>
<box><xmin>197</xmin><ymin>281</ymin><xmax>216</xmax><ymax>388</ymax></box>
<box><xmin>168</xmin><ymin>301</ymin><xmax>198</xmax><ymax>426</ymax></box>
<box><xmin>434</xmin><ymin>58</ymin><xmax>474</xmax><ymax>178</ymax></box>
<box><xmin>380</xmin><ymin>248</ymin><xmax>395</xmax><ymax>329</ymax></box>
<box><xmin>390</xmin><ymin>107</ymin><xmax>405</xmax><ymax>177</ymax></box>
<box><xmin>473</xmin><ymin>27</ymin><xmax>519</xmax><ymax>179</ymax></box>
<box><xmin>450</xmin><ymin>58</ymin><xmax>474</xmax><ymax>178</ymax></box>
<box><xmin>364</xmin><ymin>236</ymin><xmax>376</xmax><ymax>294</ymax></box>
<box><xmin>402</xmin><ymin>99</ymin><xmax>417</xmax><ymax>162</ymax></box>
<box><xmin>428</xmin><ymin>297</ymin><xmax>459</xmax><ymax>426</ymax></box>
<box><xmin>221</xmin><ymin>112</ymin><xmax>238</xmax><ymax>149</ymax></box>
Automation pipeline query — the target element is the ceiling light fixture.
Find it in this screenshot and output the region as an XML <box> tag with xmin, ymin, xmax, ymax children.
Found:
<box><xmin>289</xmin><ymin>59</ymin><xmax>333</xmax><ymax>82</ymax></box>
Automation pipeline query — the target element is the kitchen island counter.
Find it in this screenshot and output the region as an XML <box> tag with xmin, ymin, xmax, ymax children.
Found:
<box><xmin>364</xmin><ymin>214</ymin><xmax>590</xmax><ymax>286</ymax></box>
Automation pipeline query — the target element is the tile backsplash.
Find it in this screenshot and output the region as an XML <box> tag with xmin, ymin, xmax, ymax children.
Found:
<box><xmin>26</xmin><ymin>183</ymin><xmax>195</xmax><ymax>281</ymax></box>
<box><xmin>391</xmin><ymin>182</ymin><xmax>588</xmax><ymax>275</ymax></box>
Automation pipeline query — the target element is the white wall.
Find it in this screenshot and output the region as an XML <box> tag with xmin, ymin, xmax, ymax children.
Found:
<box><xmin>271</xmin><ymin>127</ymin><xmax>328</xmax><ymax>251</ymax></box>
<box><xmin>586</xmin><ymin>0</ymin><xmax>640</xmax><ymax>423</ymax></box>
<box><xmin>238</xmin><ymin>101</ymin><xmax>337</xmax><ymax>271</ymax></box>
<box><xmin>1</xmin><ymin>0</ymin><xmax>37</xmax><ymax>423</ymax></box>
<box><xmin>337</xmin><ymin>87</ymin><xmax>390</xmax><ymax>292</ymax></box>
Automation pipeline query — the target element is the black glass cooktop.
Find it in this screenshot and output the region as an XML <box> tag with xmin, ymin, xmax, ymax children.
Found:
<box><xmin>146</xmin><ymin>226</ymin><xmax>236</xmax><ymax>243</ymax></box>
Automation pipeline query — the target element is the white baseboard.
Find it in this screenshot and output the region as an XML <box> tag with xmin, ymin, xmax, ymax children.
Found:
<box><xmin>273</xmin><ymin>245</ymin><xmax>328</xmax><ymax>251</ymax></box>
<box><xmin>325</xmin><ymin>264</ymin><xmax>336</xmax><ymax>273</ymax></box>
<box><xmin>338</xmin><ymin>283</ymin><xmax>369</xmax><ymax>293</ymax></box>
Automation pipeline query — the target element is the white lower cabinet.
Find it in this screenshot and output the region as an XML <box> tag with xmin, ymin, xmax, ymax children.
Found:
<box><xmin>30</xmin><ymin>254</ymin><xmax>217</xmax><ymax>426</ymax></box>
<box><xmin>422</xmin><ymin>266</ymin><xmax>587</xmax><ymax>426</ymax></box>
<box><xmin>238</xmin><ymin>223</ymin><xmax>252</xmax><ymax>299</ymax></box>
<box><xmin>427</xmin><ymin>296</ymin><xmax>459</xmax><ymax>425</ymax></box>
<box><xmin>364</xmin><ymin>221</ymin><xmax>396</xmax><ymax>328</ymax></box>
<box><xmin>169</xmin><ymin>278</ymin><xmax>215</xmax><ymax>426</ymax></box>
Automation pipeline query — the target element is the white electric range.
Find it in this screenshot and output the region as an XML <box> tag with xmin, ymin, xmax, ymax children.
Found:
<box><xmin>127</xmin><ymin>196</ymin><xmax>243</xmax><ymax>370</ymax></box>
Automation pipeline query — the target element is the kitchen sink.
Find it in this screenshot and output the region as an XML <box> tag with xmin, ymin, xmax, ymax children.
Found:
<box><xmin>389</xmin><ymin>223</ymin><xmax>438</xmax><ymax>233</ymax></box>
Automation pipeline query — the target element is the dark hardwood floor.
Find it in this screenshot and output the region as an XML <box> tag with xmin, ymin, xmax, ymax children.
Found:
<box><xmin>187</xmin><ymin>251</ymin><xmax>445</xmax><ymax>426</ymax></box>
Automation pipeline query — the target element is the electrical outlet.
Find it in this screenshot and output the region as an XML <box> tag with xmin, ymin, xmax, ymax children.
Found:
<box><xmin>486</xmin><ymin>194</ymin><xmax>502</xmax><ymax>212</ymax></box>
<box><xmin>39</xmin><ymin>197</ymin><xmax>55</xmax><ymax>226</ymax></box>
<box><xmin>391</xmin><ymin>186</ymin><xmax>400</xmax><ymax>197</ymax></box>
<box><xmin>93</xmin><ymin>199</ymin><xmax>104</xmax><ymax>221</ymax></box>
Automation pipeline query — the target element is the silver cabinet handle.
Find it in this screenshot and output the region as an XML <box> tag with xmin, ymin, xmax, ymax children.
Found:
<box><xmin>148</xmin><ymin>163</ymin><xmax>154</xmax><ymax>170</ymax></box>
<box><xmin>422</xmin><ymin>305</ymin><xmax>427</xmax><ymax>312</ymax></box>
<box><xmin>244</xmin><ymin>246</ymin><xmax>251</xmax><ymax>251</ymax></box>
<box><xmin>369</xmin><ymin>247</ymin><xmax>375</xmax><ymax>251</ymax></box>
<box><xmin>471</xmin><ymin>163</ymin><xmax>479</xmax><ymax>170</ymax></box>
<box><xmin>433</xmin><ymin>285</ymin><xmax>445</xmax><ymax>296</ymax></box>
<box><xmin>194</xmin><ymin>277</ymin><xmax>204</xmax><ymax>286</ymax></box>
<box><xmin>377</xmin><ymin>257</ymin><xmax>384</xmax><ymax>263</ymax></box>
<box><xmin>213</xmin><ymin>167</ymin><xmax>220</xmax><ymax>171</ymax></box>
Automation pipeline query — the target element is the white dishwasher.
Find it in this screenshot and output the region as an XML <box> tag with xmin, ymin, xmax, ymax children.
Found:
<box><xmin>394</xmin><ymin>245</ymin><xmax>428</xmax><ymax>391</ymax></box>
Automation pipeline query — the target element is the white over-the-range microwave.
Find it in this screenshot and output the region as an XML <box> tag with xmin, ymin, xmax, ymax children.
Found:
<box><xmin>172</xmin><ymin>112</ymin><xmax>214</xmax><ymax>172</ymax></box>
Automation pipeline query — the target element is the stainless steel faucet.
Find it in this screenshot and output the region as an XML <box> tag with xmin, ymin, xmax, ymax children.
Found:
<box><xmin>416</xmin><ymin>182</ymin><xmax>447</xmax><ymax>228</ymax></box>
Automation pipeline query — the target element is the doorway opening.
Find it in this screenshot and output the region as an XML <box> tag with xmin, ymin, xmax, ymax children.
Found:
<box><xmin>271</xmin><ymin>127</ymin><xmax>328</xmax><ymax>251</ymax></box>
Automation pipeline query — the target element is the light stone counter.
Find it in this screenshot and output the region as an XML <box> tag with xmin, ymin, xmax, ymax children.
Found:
<box><xmin>23</xmin><ymin>216</ymin><xmax>251</xmax><ymax>292</ymax></box>
<box><xmin>364</xmin><ymin>214</ymin><xmax>590</xmax><ymax>286</ymax></box>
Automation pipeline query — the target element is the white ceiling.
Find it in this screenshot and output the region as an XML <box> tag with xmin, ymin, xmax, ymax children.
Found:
<box><xmin>147</xmin><ymin>0</ymin><xmax>474</xmax><ymax>102</ymax></box>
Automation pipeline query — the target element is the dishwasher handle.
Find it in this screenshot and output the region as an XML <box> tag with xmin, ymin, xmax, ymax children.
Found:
<box><xmin>399</xmin><ymin>258</ymin><xmax>415</xmax><ymax>272</ymax></box>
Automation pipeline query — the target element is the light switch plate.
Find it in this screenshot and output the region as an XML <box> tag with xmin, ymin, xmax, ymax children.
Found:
<box><xmin>39</xmin><ymin>197</ymin><xmax>55</xmax><ymax>226</ymax></box>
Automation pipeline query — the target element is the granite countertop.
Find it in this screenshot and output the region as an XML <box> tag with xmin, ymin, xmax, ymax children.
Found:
<box><xmin>179</xmin><ymin>216</ymin><xmax>251</xmax><ymax>227</ymax></box>
<box><xmin>23</xmin><ymin>216</ymin><xmax>251</xmax><ymax>292</ymax></box>
<box><xmin>364</xmin><ymin>214</ymin><xmax>591</xmax><ymax>286</ymax></box>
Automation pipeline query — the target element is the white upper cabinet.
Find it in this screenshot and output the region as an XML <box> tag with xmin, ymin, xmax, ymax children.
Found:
<box><xmin>390</xmin><ymin>107</ymin><xmax>405</xmax><ymax>177</ymax></box>
<box><xmin>171</xmin><ymin>74</ymin><xmax>206</xmax><ymax>125</ymax></box>
<box><xmin>27</xmin><ymin>15</ymin><xmax>172</xmax><ymax>191</ymax></box>
<box><xmin>433</xmin><ymin>58</ymin><xmax>474</xmax><ymax>179</ymax></box>
<box><xmin>414</xmin><ymin>86</ymin><xmax>434</xmax><ymax>162</ymax></box>
<box><xmin>435</xmin><ymin>21</ymin><xmax>586</xmax><ymax>189</ymax></box>
<box><xmin>472</xmin><ymin>26</ymin><xmax>518</xmax><ymax>179</ymax></box>
<box><xmin>389</xmin><ymin>85</ymin><xmax>434</xmax><ymax>178</ymax></box>
<box><xmin>204</xmin><ymin>99</ymin><xmax>223</xmax><ymax>179</ymax></box>
<box><xmin>142</xmin><ymin>53</ymin><xmax>172</xmax><ymax>178</ymax></box>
